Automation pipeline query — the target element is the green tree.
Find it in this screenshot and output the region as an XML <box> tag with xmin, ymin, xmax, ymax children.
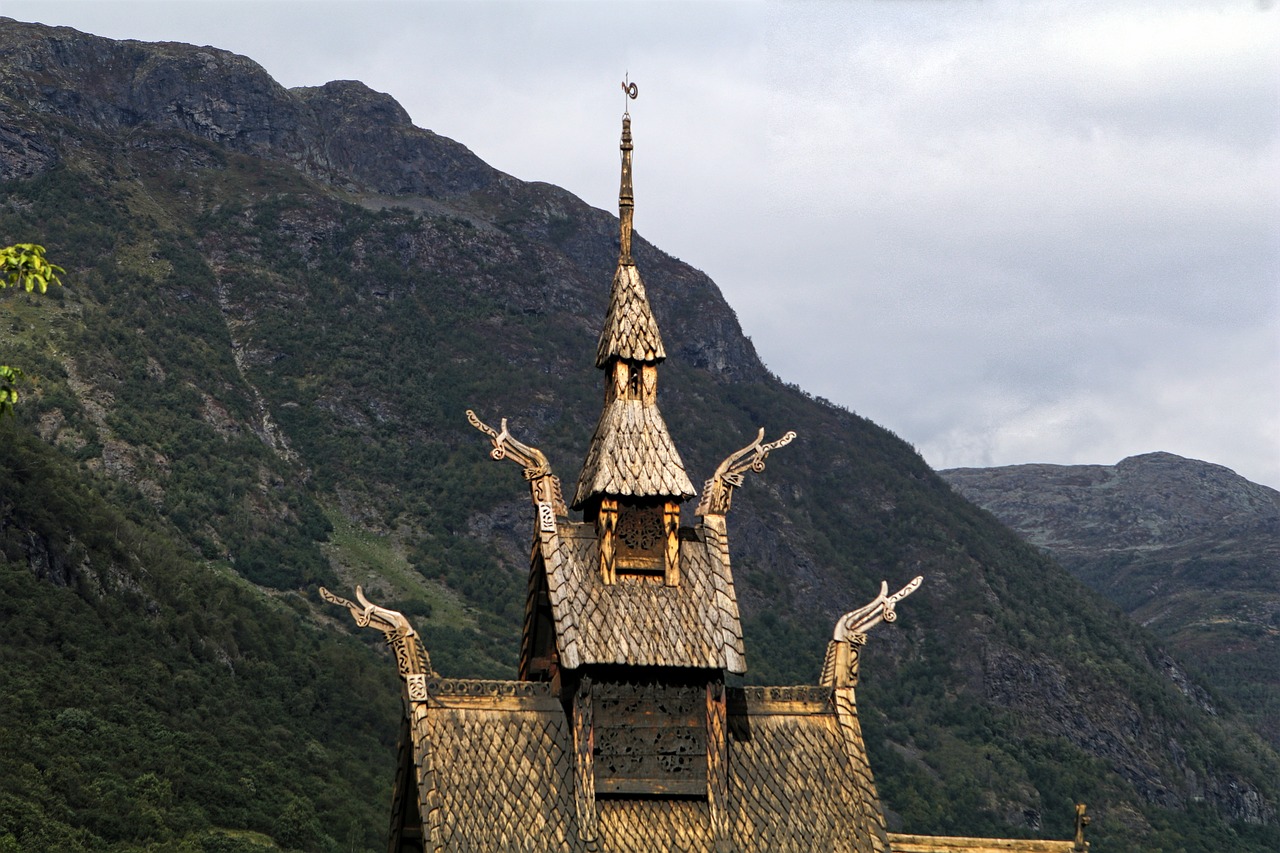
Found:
<box><xmin>0</xmin><ymin>243</ymin><xmax>63</xmax><ymax>415</ymax></box>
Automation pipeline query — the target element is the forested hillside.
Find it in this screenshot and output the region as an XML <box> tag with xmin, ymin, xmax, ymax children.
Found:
<box><xmin>942</xmin><ymin>454</ymin><xmax>1280</xmax><ymax>751</ymax></box>
<box><xmin>2</xmin><ymin>18</ymin><xmax>1278</xmax><ymax>852</ymax></box>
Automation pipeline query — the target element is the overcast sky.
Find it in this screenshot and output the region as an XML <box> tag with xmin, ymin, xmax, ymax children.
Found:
<box><xmin>8</xmin><ymin>1</ymin><xmax>1279</xmax><ymax>488</ymax></box>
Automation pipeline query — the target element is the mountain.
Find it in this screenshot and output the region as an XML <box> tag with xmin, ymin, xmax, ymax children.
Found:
<box><xmin>2</xmin><ymin>18</ymin><xmax>1279</xmax><ymax>852</ymax></box>
<box><xmin>941</xmin><ymin>452</ymin><xmax>1280</xmax><ymax>749</ymax></box>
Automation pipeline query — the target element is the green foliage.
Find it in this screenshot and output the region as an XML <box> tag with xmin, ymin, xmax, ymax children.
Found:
<box><xmin>0</xmin><ymin>425</ymin><xmax>397</xmax><ymax>852</ymax></box>
<box><xmin>0</xmin><ymin>364</ymin><xmax>21</xmax><ymax>416</ymax></box>
<box><xmin>0</xmin><ymin>244</ymin><xmax>64</xmax><ymax>294</ymax></box>
<box><xmin>1</xmin><ymin>243</ymin><xmax>63</xmax><ymax>415</ymax></box>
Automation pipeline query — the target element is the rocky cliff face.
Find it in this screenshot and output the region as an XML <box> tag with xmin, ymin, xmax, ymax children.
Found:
<box><xmin>0</xmin><ymin>20</ymin><xmax>496</xmax><ymax>197</ymax></box>
<box><xmin>0</xmin><ymin>17</ymin><xmax>764</xmax><ymax>382</ymax></box>
<box><xmin>3</xmin><ymin>18</ymin><xmax>1279</xmax><ymax>849</ymax></box>
<box><xmin>942</xmin><ymin>453</ymin><xmax>1280</xmax><ymax>555</ymax></box>
<box><xmin>942</xmin><ymin>453</ymin><xmax>1280</xmax><ymax>749</ymax></box>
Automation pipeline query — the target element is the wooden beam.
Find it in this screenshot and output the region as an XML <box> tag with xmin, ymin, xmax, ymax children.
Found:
<box><xmin>886</xmin><ymin>834</ymin><xmax>1079</xmax><ymax>853</ymax></box>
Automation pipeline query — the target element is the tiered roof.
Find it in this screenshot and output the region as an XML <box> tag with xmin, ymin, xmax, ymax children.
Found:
<box><xmin>573</xmin><ymin>398</ymin><xmax>697</xmax><ymax>506</ymax></box>
<box><xmin>573</xmin><ymin>110</ymin><xmax>695</xmax><ymax>509</ymax></box>
<box><xmin>320</xmin><ymin>88</ymin><xmax>1090</xmax><ymax>853</ymax></box>
<box><xmin>524</xmin><ymin>517</ymin><xmax>745</xmax><ymax>672</ymax></box>
<box><xmin>595</xmin><ymin>263</ymin><xmax>665</xmax><ymax>366</ymax></box>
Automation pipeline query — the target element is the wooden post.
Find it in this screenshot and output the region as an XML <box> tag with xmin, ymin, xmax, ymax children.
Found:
<box><xmin>599</xmin><ymin>499</ymin><xmax>617</xmax><ymax>584</ymax></box>
<box><xmin>573</xmin><ymin>677</ymin><xmax>598</xmax><ymax>849</ymax></box>
<box><xmin>664</xmin><ymin>501</ymin><xmax>680</xmax><ymax>586</ymax></box>
<box><xmin>707</xmin><ymin>680</ymin><xmax>730</xmax><ymax>851</ymax></box>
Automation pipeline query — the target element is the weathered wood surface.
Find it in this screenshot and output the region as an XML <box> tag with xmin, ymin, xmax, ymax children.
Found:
<box><xmin>595</xmin><ymin>777</ymin><xmax>707</xmax><ymax>796</ymax></box>
<box><xmin>594</xmin><ymin>681</ymin><xmax>708</xmax><ymax>798</ymax></box>
<box><xmin>575</xmin><ymin>178</ymin><xmax>696</xmax><ymax>508</ymax></box>
<box><xmin>424</xmin><ymin>678</ymin><xmax>562</xmax><ymax>712</ymax></box>
<box><xmin>573</xmin><ymin>677</ymin><xmax>598</xmax><ymax>848</ymax></box>
<box><xmin>595</xmin><ymin>264</ymin><xmax>666</xmax><ymax>367</ymax></box>
<box><xmin>538</xmin><ymin>520</ymin><xmax>745</xmax><ymax>671</ymax></box>
<box><xmin>887</xmin><ymin>835</ymin><xmax>1080</xmax><ymax>853</ymax></box>
<box><xmin>707</xmin><ymin>680</ymin><xmax>730</xmax><ymax>851</ymax></box>
<box><xmin>728</xmin><ymin>685</ymin><xmax>835</xmax><ymax>716</ymax></box>
<box><xmin>352</xmin><ymin>109</ymin><xmax>1083</xmax><ymax>853</ymax></box>
<box><xmin>696</xmin><ymin>428</ymin><xmax>796</xmax><ymax>517</ymax></box>
<box><xmin>835</xmin><ymin>686</ymin><xmax>891</xmax><ymax>853</ymax></box>
<box><xmin>574</xmin><ymin>397</ymin><xmax>696</xmax><ymax>506</ymax></box>
<box><xmin>663</xmin><ymin>502</ymin><xmax>681</xmax><ymax>585</ymax></box>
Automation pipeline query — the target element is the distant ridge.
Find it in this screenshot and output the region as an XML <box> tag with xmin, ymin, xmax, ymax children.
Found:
<box><xmin>942</xmin><ymin>452</ymin><xmax>1280</xmax><ymax>749</ymax></box>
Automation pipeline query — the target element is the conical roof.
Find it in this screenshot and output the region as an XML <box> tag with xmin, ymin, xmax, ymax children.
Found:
<box><xmin>574</xmin><ymin>108</ymin><xmax>695</xmax><ymax>508</ymax></box>
<box><xmin>573</xmin><ymin>398</ymin><xmax>696</xmax><ymax>506</ymax></box>
<box><xmin>595</xmin><ymin>264</ymin><xmax>665</xmax><ymax>367</ymax></box>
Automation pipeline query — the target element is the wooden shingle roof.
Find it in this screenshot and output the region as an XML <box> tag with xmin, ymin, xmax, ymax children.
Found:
<box><xmin>387</xmin><ymin>680</ymin><xmax>893</xmax><ymax>852</ymax></box>
<box><xmin>886</xmin><ymin>836</ymin><xmax>1082</xmax><ymax>852</ymax></box>
<box><xmin>324</xmin><ymin>586</ymin><xmax>1090</xmax><ymax>853</ymax></box>
<box><xmin>595</xmin><ymin>264</ymin><xmax>666</xmax><ymax>367</ymax></box>
<box><xmin>401</xmin><ymin>680</ymin><xmax>577</xmax><ymax>851</ymax></box>
<box><xmin>327</xmin><ymin>98</ymin><xmax>1092</xmax><ymax>853</ymax></box>
<box><xmin>572</xmin><ymin>397</ymin><xmax>696</xmax><ymax>508</ymax></box>
<box><xmin>534</xmin><ymin>520</ymin><xmax>745</xmax><ymax>672</ymax></box>
<box><xmin>573</xmin><ymin>107</ymin><xmax>696</xmax><ymax>509</ymax></box>
<box><xmin>383</xmin><ymin>676</ymin><xmax>1088</xmax><ymax>853</ymax></box>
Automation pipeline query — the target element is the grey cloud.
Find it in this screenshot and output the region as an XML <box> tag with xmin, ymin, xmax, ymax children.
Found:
<box><xmin>10</xmin><ymin>0</ymin><xmax>1278</xmax><ymax>488</ymax></box>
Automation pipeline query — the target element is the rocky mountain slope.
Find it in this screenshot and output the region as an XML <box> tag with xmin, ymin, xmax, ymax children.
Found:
<box><xmin>942</xmin><ymin>452</ymin><xmax>1280</xmax><ymax>748</ymax></box>
<box><xmin>2</xmin><ymin>18</ymin><xmax>1279</xmax><ymax>851</ymax></box>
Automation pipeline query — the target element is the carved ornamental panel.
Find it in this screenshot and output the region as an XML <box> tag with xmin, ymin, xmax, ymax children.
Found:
<box><xmin>593</xmin><ymin>680</ymin><xmax>707</xmax><ymax>797</ymax></box>
<box><xmin>616</xmin><ymin>503</ymin><xmax>664</xmax><ymax>570</ymax></box>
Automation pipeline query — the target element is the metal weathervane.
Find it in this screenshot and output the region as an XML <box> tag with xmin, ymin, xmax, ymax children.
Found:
<box><xmin>622</xmin><ymin>74</ymin><xmax>638</xmax><ymax>115</ymax></box>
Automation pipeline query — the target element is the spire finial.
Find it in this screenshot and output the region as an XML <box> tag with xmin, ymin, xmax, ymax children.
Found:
<box><xmin>619</xmin><ymin>76</ymin><xmax>638</xmax><ymax>265</ymax></box>
<box><xmin>621</xmin><ymin>75</ymin><xmax>638</xmax><ymax>115</ymax></box>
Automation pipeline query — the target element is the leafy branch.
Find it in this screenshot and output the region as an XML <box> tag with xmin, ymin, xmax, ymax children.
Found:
<box><xmin>1</xmin><ymin>242</ymin><xmax>64</xmax><ymax>293</ymax></box>
<box><xmin>1</xmin><ymin>243</ymin><xmax>64</xmax><ymax>415</ymax></box>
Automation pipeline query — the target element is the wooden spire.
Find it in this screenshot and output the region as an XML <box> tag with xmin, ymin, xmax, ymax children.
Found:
<box><xmin>575</xmin><ymin>94</ymin><xmax>695</xmax><ymax>513</ymax></box>
<box><xmin>594</xmin><ymin>102</ymin><xmax>666</xmax><ymax>368</ymax></box>
<box><xmin>618</xmin><ymin>100</ymin><xmax>634</xmax><ymax>265</ymax></box>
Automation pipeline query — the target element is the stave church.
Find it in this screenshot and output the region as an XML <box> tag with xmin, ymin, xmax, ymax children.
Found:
<box><xmin>321</xmin><ymin>86</ymin><xmax>1089</xmax><ymax>853</ymax></box>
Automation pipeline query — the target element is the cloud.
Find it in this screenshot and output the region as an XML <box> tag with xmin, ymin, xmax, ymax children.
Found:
<box><xmin>10</xmin><ymin>0</ymin><xmax>1279</xmax><ymax>488</ymax></box>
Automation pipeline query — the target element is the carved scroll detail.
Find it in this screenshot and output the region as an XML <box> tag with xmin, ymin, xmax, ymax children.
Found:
<box><xmin>467</xmin><ymin>409</ymin><xmax>569</xmax><ymax>518</ymax></box>
<box><xmin>405</xmin><ymin>674</ymin><xmax>429</xmax><ymax>703</ymax></box>
<box><xmin>821</xmin><ymin>577</ymin><xmax>922</xmax><ymax>688</ymax></box>
<box><xmin>834</xmin><ymin>576</ymin><xmax>923</xmax><ymax>641</ymax></box>
<box><xmin>320</xmin><ymin>586</ymin><xmax>433</xmax><ymax>678</ymax></box>
<box><xmin>696</xmin><ymin>428</ymin><xmax>796</xmax><ymax>516</ymax></box>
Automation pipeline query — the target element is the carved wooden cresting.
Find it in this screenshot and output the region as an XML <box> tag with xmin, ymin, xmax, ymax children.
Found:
<box><xmin>319</xmin><ymin>84</ymin><xmax>1089</xmax><ymax>853</ymax></box>
<box><xmin>319</xmin><ymin>587</ymin><xmax>442</xmax><ymax>851</ymax></box>
<box><xmin>696</xmin><ymin>428</ymin><xmax>796</xmax><ymax>518</ymax></box>
<box><xmin>466</xmin><ymin>410</ymin><xmax>567</xmax><ymax>531</ymax></box>
<box><xmin>320</xmin><ymin>586</ymin><xmax>433</xmax><ymax>682</ymax></box>
<box><xmin>821</xmin><ymin>576</ymin><xmax>924</xmax><ymax>690</ymax></box>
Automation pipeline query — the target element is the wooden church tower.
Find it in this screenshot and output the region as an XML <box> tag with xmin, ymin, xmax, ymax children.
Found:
<box><xmin>320</xmin><ymin>86</ymin><xmax>1089</xmax><ymax>853</ymax></box>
